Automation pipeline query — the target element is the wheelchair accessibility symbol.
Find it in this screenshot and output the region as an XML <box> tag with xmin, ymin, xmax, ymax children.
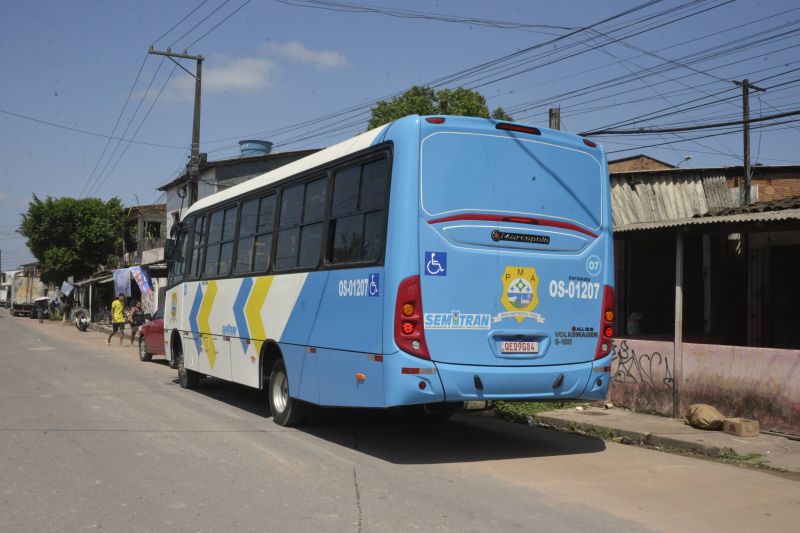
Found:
<box><xmin>425</xmin><ymin>251</ymin><xmax>447</xmax><ymax>276</ymax></box>
<box><xmin>368</xmin><ymin>273</ymin><xmax>380</xmax><ymax>297</ymax></box>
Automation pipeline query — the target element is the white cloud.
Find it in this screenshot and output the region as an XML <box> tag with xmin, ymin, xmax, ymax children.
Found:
<box><xmin>262</xmin><ymin>40</ymin><xmax>350</xmax><ymax>69</ymax></box>
<box><xmin>161</xmin><ymin>57</ymin><xmax>276</xmax><ymax>102</ymax></box>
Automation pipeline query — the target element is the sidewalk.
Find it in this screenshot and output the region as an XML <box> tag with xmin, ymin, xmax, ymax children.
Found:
<box><xmin>529</xmin><ymin>406</ymin><xmax>800</xmax><ymax>474</ymax></box>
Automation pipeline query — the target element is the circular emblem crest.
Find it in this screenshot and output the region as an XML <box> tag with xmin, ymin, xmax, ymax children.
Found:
<box><xmin>491</xmin><ymin>230</ymin><xmax>501</xmax><ymax>242</ymax></box>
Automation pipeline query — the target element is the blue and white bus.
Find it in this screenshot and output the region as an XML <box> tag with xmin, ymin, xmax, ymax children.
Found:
<box><xmin>164</xmin><ymin>115</ymin><xmax>615</xmax><ymax>426</ymax></box>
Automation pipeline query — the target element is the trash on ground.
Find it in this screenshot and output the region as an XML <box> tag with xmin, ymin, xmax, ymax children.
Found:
<box><xmin>685</xmin><ymin>403</ymin><xmax>726</xmax><ymax>430</ymax></box>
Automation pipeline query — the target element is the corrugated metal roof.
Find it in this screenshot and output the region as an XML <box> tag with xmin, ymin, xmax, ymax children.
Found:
<box><xmin>615</xmin><ymin>208</ymin><xmax>800</xmax><ymax>232</ymax></box>
<box><xmin>707</xmin><ymin>195</ymin><xmax>800</xmax><ymax>216</ymax></box>
<box><xmin>610</xmin><ymin>171</ymin><xmax>737</xmax><ymax>227</ymax></box>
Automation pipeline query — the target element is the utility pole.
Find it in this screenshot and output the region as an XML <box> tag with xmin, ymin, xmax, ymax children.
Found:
<box><xmin>548</xmin><ymin>107</ymin><xmax>561</xmax><ymax>130</ymax></box>
<box><xmin>733</xmin><ymin>79</ymin><xmax>766</xmax><ymax>205</ymax></box>
<box><xmin>148</xmin><ymin>47</ymin><xmax>204</xmax><ymax>206</ymax></box>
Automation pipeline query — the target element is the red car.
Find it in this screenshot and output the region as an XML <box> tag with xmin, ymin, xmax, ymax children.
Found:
<box><xmin>138</xmin><ymin>307</ymin><xmax>165</xmax><ymax>362</ymax></box>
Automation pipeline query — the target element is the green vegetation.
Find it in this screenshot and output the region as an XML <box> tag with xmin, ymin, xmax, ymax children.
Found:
<box><xmin>18</xmin><ymin>195</ymin><xmax>124</xmax><ymax>284</ymax></box>
<box><xmin>492</xmin><ymin>401</ymin><xmax>587</xmax><ymax>423</ymax></box>
<box><xmin>368</xmin><ymin>86</ymin><xmax>512</xmax><ymax>129</ymax></box>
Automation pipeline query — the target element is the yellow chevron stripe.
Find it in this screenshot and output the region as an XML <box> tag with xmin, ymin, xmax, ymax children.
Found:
<box><xmin>245</xmin><ymin>276</ymin><xmax>273</xmax><ymax>356</ymax></box>
<box><xmin>198</xmin><ymin>280</ymin><xmax>218</xmax><ymax>368</ymax></box>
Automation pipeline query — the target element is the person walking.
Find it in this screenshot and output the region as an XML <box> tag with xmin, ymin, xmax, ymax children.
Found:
<box><xmin>106</xmin><ymin>293</ymin><xmax>127</xmax><ymax>346</ymax></box>
<box><xmin>129</xmin><ymin>302</ymin><xmax>145</xmax><ymax>345</ymax></box>
<box><xmin>61</xmin><ymin>298</ymin><xmax>72</xmax><ymax>326</ymax></box>
<box><xmin>37</xmin><ymin>302</ymin><xmax>45</xmax><ymax>324</ymax></box>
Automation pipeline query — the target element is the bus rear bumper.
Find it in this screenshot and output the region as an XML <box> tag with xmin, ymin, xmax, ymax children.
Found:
<box><xmin>433</xmin><ymin>353</ymin><xmax>612</xmax><ymax>402</ymax></box>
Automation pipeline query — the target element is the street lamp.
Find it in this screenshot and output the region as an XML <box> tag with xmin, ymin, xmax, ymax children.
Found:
<box><xmin>675</xmin><ymin>155</ymin><xmax>693</xmax><ymax>168</ymax></box>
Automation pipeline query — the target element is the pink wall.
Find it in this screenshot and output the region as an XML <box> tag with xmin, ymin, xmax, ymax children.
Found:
<box><xmin>609</xmin><ymin>338</ymin><xmax>800</xmax><ymax>435</ymax></box>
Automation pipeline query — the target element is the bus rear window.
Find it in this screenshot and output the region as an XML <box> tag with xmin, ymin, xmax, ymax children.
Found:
<box><xmin>421</xmin><ymin>133</ymin><xmax>603</xmax><ymax>229</ymax></box>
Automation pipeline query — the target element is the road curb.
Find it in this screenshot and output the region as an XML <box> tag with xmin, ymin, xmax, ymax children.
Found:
<box><xmin>530</xmin><ymin>413</ymin><xmax>737</xmax><ymax>461</ymax></box>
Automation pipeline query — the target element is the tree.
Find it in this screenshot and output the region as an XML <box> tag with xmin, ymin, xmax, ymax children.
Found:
<box><xmin>368</xmin><ymin>86</ymin><xmax>513</xmax><ymax>129</ymax></box>
<box><xmin>18</xmin><ymin>196</ymin><xmax>124</xmax><ymax>284</ymax></box>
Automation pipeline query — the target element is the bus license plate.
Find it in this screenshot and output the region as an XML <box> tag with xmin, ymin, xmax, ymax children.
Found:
<box><xmin>500</xmin><ymin>341</ymin><xmax>539</xmax><ymax>354</ymax></box>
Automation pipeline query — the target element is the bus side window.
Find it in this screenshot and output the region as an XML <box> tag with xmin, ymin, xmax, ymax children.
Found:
<box><xmin>254</xmin><ymin>195</ymin><xmax>276</xmax><ymax>272</ymax></box>
<box><xmin>203</xmin><ymin>210</ymin><xmax>224</xmax><ymax>277</ymax></box>
<box><xmin>234</xmin><ymin>198</ymin><xmax>259</xmax><ymax>274</ymax></box>
<box><xmin>218</xmin><ymin>206</ymin><xmax>237</xmax><ymax>276</ymax></box>
<box><xmin>189</xmin><ymin>216</ymin><xmax>206</xmax><ymax>279</ymax></box>
<box><xmin>328</xmin><ymin>157</ymin><xmax>388</xmax><ymax>264</ymax></box>
<box><xmin>168</xmin><ymin>228</ymin><xmax>189</xmax><ymax>285</ymax></box>
<box><xmin>275</xmin><ymin>177</ymin><xmax>327</xmax><ymax>270</ymax></box>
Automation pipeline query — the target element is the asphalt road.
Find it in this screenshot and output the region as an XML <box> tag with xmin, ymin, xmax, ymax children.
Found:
<box><xmin>1</xmin><ymin>309</ymin><xmax>798</xmax><ymax>533</ymax></box>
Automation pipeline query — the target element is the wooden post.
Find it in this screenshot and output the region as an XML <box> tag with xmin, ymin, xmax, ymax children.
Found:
<box><xmin>549</xmin><ymin>107</ymin><xmax>560</xmax><ymax>130</ymax></box>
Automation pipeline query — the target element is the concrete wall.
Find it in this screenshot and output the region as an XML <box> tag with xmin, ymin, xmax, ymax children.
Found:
<box><xmin>609</xmin><ymin>338</ymin><xmax>800</xmax><ymax>435</ymax></box>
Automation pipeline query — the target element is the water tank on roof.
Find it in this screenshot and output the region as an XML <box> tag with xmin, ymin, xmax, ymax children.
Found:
<box><xmin>239</xmin><ymin>140</ymin><xmax>273</xmax><ymax>157</ymax></box>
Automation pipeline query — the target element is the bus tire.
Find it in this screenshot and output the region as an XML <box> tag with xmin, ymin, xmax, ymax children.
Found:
<box><xmin>176</xmin><ymin>343</ymin><xmax>199</xmax><ymax>389</ymax></box>
<box><xmin>268</xmin><ymin>359</ymin><xmax>306</xmax><ymax>427</ymax></box>
<box><xmin>169</xmin><ymin>332</ymin><xmax>180</xmax><ymax>369</ymax></box>
<box><xmin>138</xmin><ymin>337</ymin><xmax>152</xmax><ymax>362</ymax></box>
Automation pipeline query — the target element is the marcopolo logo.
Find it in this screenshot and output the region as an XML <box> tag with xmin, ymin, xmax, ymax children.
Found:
<box><xmin>338</xmin><ymin>273</ymin><xmax>380</xmax><ymax>297</ymax></box>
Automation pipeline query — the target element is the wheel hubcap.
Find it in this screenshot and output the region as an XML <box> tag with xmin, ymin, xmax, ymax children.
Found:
<box><xmin>272</xmin><ymin>371</ymin><xmax>288</xmax><ymax>414</ymax></box>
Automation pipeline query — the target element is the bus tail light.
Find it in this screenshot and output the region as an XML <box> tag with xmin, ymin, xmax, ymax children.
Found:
<box><xmin>394</xmin><ymin>275</ymin><xmax>430</xmax><ymax>360</ymax></box>
<box><xmin>594</xmin><ymin>285</ymin><xmax>615</xmax><ymax>360</ymax></box>
<box><xmin>496</xmin><ymin>123</ymin><xmax>541</xmax><ymax>136</ymax></box>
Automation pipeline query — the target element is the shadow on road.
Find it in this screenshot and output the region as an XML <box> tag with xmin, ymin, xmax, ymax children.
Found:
<box><xmin>184</xmin><ymin>376</ymin><xmax>607</xmax><ymax>465</ymax></box>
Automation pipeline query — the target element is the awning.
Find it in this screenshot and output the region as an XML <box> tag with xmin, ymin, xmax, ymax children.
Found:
<box><xmin>74</xmin><ymin>274</ymin><xmax>114</xmax><ymax>286</ymax></box>
<box><xmin>615</xmin><ymin>208</ymin><xmax>800</xmax><ymax>233</ymax></box>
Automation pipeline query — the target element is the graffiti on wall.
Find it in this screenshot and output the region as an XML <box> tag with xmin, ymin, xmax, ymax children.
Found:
<box><xmin>611</xmin><ymin>340</ymin><xmax>673</xmax><ymax>390</ymax></box>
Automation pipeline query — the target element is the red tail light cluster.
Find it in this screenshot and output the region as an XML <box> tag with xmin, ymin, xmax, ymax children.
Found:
<box><xmin>496</xmin><ymin>123</ymin><xmax>541</xmax><ymax>136</ymax></box>
<box><xmin>594</xmin><ymin>285</ymin><xmax>615</xmax><ymax>360</ymax></box>
<box><xmin>394</xmin><ymin>275</ymin><xmax>430</xmax><ymax>359</ymax></box>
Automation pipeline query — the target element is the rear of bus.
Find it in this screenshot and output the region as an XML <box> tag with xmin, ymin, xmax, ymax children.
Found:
<box><xmin>385</xmin><ymin>115</ymin><xmax>614</xmax><ymax>406</ymax></box>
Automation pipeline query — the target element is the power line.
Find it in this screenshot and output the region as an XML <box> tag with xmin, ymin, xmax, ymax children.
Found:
<box><xmin>605</xmin><ymin>120</ymin><xmax>800</xmax><ymax>154</ymax></box>
<box><xmin>185</xmin><ymin>0</ymin><xmax>253</xmax><ymax>49</ymax></box>
<box><xmin>81</xmin><ymin>57</ymin><xmax>169</xmax><ymax>197</ymax></box>
<box><xmin>86</xmin><ymin>62</ymin><xmax>180</xmax><ymax>197</ymax></box>
<box><xmin>169</xmin><ymin>0</ymin><xmax>233</xmax><ymax>48</ymax></box>
<box><xmin>152</xmin><ymin>0</ymin><xmax>211</xmax><ymax>46</ymax></box>
<box><xmin>277</xmin><ymin>0</ymin><xmax>577</xmax><ymax>34</ymax></box>
<box><xmin>202</xmin><ymin>0</ymin><xmax>670</xmax><ymax>153</ymax></box>
<box><xmin>0</xmin><ymin>106</ymin><xmax>185</xmax><ymax>150</ymax></box>
<box><xmin>586</xmin><ymin>109</ymin><xmax>800</xmax><ymax>135</ymax></box>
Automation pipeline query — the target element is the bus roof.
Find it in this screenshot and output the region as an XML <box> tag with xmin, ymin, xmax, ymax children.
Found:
<box><xmin>183</xmin><ymin>123</ymin><xmax>389</xmax><ymax>218</ymax></box>
<box><xmin>182</xmin><ymin>114</ymin><xmax>605</xmax><ymax>219</ymax></box>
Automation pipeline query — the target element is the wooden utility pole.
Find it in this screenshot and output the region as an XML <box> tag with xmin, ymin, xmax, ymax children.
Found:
<box><xmin>734</xmin><ymin>79</ymin><xmax>766</xmax><ymax>205</ymax></box>
<box><xmin>148</xmin><ymin>47</ymin><xmax>204</xmax><ymax>206</ymax></box>
<box><xmin>548</xmin><ymin>107</ymin><xmax>561</xmax><ymax>130</ymax></box>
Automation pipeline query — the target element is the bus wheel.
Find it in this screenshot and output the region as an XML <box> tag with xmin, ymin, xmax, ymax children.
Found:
<box><xmin>169</xmin><ymin>334</ymin><xmax>180</xmax><ymax>369</ymax></box>
<box><xmin>268</xmin><ymin>359</ymin><xmax>306</xmax><ymax>427</ymax></box>
<box><xmin>177</xmin><ymin>346</ymin><xmax>199</xmax><ymax>389</ymax></box>
<box><xmin>138</xmin><ymin>337</ymin><xmax>152</xmax><ymax>362</ymax></box>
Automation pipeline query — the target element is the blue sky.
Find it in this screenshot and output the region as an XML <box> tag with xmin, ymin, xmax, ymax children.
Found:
<box><xmin>1</xmin><ymin>0</ymin><xmax>799</xmax><ymax>269</ymax></box>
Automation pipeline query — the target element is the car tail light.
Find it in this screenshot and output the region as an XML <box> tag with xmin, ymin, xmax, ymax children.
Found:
<box><xmin>425</xmin><ymin>117</ymin><xmax>445</xmax><ymax>124</ymax></box>
<box><xmin>394</xmin><ymin>275</ymin><xmax>430</xmax><ymax>359</ymax></box>
<box><xmin>595</xmin><ymin>285</ymin><xmax>615</xmax><ymax>360</ymax></box>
